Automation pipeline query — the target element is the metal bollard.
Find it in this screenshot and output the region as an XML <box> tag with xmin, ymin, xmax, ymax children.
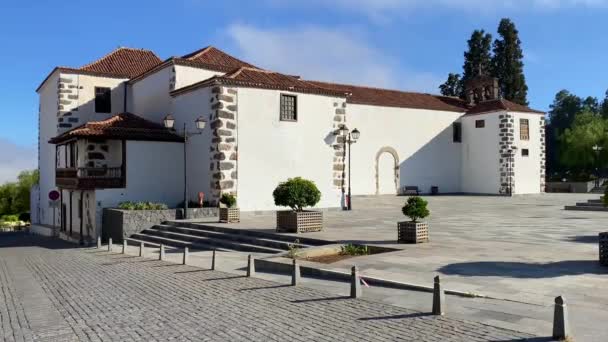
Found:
<box><xmin>350</xmin><ymin>266</ymin><xmax>362</xmax><ymax>298</ymax></box>
<box><xmin>211</xmin><ymin>249</ymin><xmax>216</xmax><ymax>270</ymax></box>
<box><xmin>159</xmin><ymin>244</ymin><xmax>165</xmax><ymax>261</ymax></box>
<box><xmin>108</xmin><ymin>238</ymin><xmax>112</xmax><ymax>252</ymax></box>
<box><xmin>247</xmin><ymin>254</ymin><xmax>255</xmax><ymax>277</ymax></box>
<box><xmin>122</xmin><ymin>240</ymin><xmax>127</xmax><ymax>254</ymax></box>
<box><xmin>183</xmin><ymin>247</ymin><xmax>189</xmax><ymax>265</ymax></box>
<box><xmin>97</xmin><ymin>236</ymin><xmax>101</xmax><ymax>249</ymax></box>
<box><xmin>553</xmin><ymin>296</ymin><xmax>571</xmax><ymax>340</ymax></box>
<box><xmin>139</xmin><ymin>241</ymin><xmax>144</xmax><ymax>257</ymax></box>
<box><xmin>291</xmin><ymin>259</ymin><xmax>301</xmax><ymax>286</ymax></box>
<box><xmin>432</xmin><ymin>275</ymin><xmax>446</xmax><ymax>315</ymax></box>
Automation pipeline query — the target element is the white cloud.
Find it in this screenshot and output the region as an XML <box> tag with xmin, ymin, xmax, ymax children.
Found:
<box><xmin>227</xmin><ymin>24</ymin><xmax>443</xmax><ymax>93</ymax></box>
<box><xmin>0</xmin><ymin>139</ymin><xmax>36</xmax><ymax>184</ymax></box>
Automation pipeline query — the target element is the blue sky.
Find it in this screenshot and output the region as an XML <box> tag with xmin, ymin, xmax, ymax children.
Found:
<box><xmin>2</xmin><ymin>0</ymin><xmax>608</xmax><ymax>182</ymax></box>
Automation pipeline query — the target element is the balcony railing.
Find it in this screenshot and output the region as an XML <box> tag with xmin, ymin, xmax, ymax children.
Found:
<box><xmin>56</xmin><ymin>167</ymin><xmax>125</xmax><ymax>189</ymax></box>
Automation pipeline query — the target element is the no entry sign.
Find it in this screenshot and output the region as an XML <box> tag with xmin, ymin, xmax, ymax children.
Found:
<box><xmin>48</xmin><ymin>190</ymin><xmax>60</xmax><ymax>202</ymax></box>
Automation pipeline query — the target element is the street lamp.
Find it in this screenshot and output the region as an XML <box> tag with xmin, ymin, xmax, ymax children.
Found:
<box><xmin>593</xmin><ymin>145</ymin><xmax>604</xmax><ymax>188</ymax></box>
<box><xmin>163</xmin><ymin>114</ymin><xmax>207</xmax><ymax>219</ymax></box>
<box><xmin>334</xmin><ymin>125</ymin><xmax>360</xmax><ymax>210</ymax></box>
<box><xmin>507</xmin><ymin>146</ymin><xmax>518</xmax><ymax>196</ymax></box>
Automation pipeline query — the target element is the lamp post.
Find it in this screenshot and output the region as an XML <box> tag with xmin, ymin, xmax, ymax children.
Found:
<box><xmin>164</xmin><ymin>114</ymin><xmax>206</xmax><ymax>219</ymax></box>
<box><xmin>507</xmin><ymin>146</ymin><xmax>518</xmax><ymax>196</ymax></box>
<box><xmin>593</xmin><ymin>145</ymin><xmax>604</xmax><ymax>188</ymax></box>
<box><xmin>334</xmin><ymin>125</ymin><xmax>360</xmax><ymax>210</ymax></box>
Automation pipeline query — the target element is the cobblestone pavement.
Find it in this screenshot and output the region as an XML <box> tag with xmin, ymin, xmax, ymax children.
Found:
<box><xmin>0</xmin><ymin>234</ymin><xmax>549</xmax><ymax>342</ymax></box>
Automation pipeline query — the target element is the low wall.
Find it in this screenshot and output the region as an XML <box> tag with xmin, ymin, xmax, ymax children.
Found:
<box><xmin>102</xmin><ymin>208</ymin><xmax>217</xmax><ymax>241</ymax></box>
<box><xmin>546</xmin><ymin>181</ymin><xmax>595</xmax><ymax>193</ymax></box>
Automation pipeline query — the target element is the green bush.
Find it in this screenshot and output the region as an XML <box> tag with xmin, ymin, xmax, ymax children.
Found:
<box><xmin>18</xmin><ymin>212</ymin><xmax>30</xmax><ymax>222</ymax></box>
<box><xmin>340</xmin><ymin>243</ymin><xmax>370</xmax><ymax>256</ymax></box>
<box><xmin>219</xmin><ymin>194</ymin><xmax>237</xmax><ymax>208</ymax></box>
<box><xmin>402</xmin><ymin>196</ymin><xmax>430</xmax><ymax>222</ymax></box>
<box><xmin>118</xmin><ymin>201</ymin><xmax>167</xmax><ymax>210</ymax></box>
<box><xmin>272</xmin><ymin>177</ymin><xmax>321</xmax><ymax>212</ymax></box>
<box><xmin>1</xmin><ymin>214</ymin><xmax>19</xmax><ymax>222</ymax></box>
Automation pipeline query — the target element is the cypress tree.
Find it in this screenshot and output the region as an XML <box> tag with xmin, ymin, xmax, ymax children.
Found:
<box><xmin>462</xmin><ymin>30</ymin><xmax>493</xmax><ymax>87</ymax></box>
<box><xmin>492</xmin><ymin>18</ymin><xmax>528</xmax><ymax>105</ymax></box>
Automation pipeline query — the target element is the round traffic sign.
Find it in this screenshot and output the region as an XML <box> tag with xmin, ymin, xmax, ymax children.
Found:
<box><xmin>49</xmin><ymin>190</ymin><xmax>60</xmax><ymax>201</ymax></box>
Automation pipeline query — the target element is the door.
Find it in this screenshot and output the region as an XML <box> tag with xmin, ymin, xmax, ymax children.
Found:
<box><xmin>378</xmin><ymin>152</ymin><xmax>397</xmax><ymax>194</ymax></box>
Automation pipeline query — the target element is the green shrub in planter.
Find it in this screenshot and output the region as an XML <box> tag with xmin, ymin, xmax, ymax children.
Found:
<box><xmin>402</xmin><ymin>196</ymin><xmax>429</xmax><ymax>222</ymax></box>
<box><xmin>273</xmin><ymin>177</ymin><xmax>321</xmax><ymax>211</ymax></box>
<box><xmin>220</xmin><ymin>194</ymin><xmax>237</xmax><ymax>208</ymax></box>
<box><xmin>118</xmin><ymin>201</ymin><xmax>167</xmax><ymax>210</ymax></box>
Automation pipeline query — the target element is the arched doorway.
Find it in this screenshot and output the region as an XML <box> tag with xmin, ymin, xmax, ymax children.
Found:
<box><xmin>375</xmin><ymin>147</ymin><xmax>399</xmax><ymax>195</ymax></box>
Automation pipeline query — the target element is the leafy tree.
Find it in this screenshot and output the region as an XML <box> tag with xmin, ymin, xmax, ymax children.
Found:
<box><xmin>491</xmin><ymin>18</ymin><xmax>528</xmax><ymax>105</ymax></box>
<box><xmin>462</xmin><ymin>30</ymin><xmax>493</xmax><ymax>87</ymax></box>
<box><xmin>548</xmin><ymin>90</ymin><xmax>583</xmax><ymax>133</ymax></box>
<box><xmin>0</xmin><ymin>169</ymin><xmax>39</xmax><ymax>216</ymax></box>
<box><xmin>582</xmin><ymin>96</ymin><xmax>600</xmax><ymax>113</ymax></box>
<box><xmin>559</xmin><ymin>111</ymin><xmax>608</xmax><ymax>172</ymax></box>
<box><xmin>273</xmin><ymin>177</ymin><xmax>321</xmax><ymax>212</ymax></box>
<box><xmin>402</xmin><ymin>196</ymin><xmax>430</xmax><ymax>222</ymax></box>
<box><xmin>600</xmin><ymin>90</ymin><xmax>608</xmax><ymax>118</ymax></box>
<box><xmin>439</xmin><ymin>73</ymin><xmax>463</xmax><ymax>97</ymax></box>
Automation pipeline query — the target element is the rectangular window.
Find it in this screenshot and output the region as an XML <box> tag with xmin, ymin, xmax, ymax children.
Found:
<box><xmin>68</xmin><ymin>142</ymin><xmax>76</xmax><ymax>168</ymax></box>
<box><xmin>452</xmin><ymin>122</ymin><xmax>462</xmax><ymax>143</ymax></box>
<box><xmin>520</xmin><ymin>118</ymin><xmax>530</xmax><ymax>140</ymax></box>
<box><xmin>522</xmin><ymin>148</ymin><xmax>529</xmax><ymax>157</ymax></box>
<box><xmin>475</xmin><ymin>120</ymin><xmax>485</xmax><ymax>128</ymax></box>
<box><xmin>95</xmin><ymin>87</ymin><xmax>112</xmax><ymax>113</ymax></box>
<box><xmin>280</xmin><ymin>94</ymin><xmax>297</xmax><ymax>121</ymax></box>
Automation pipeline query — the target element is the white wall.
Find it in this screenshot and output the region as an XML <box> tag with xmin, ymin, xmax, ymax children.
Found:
<box><xmin>171</xmin><ymin>86</ymin><xmax>214</xmax><ymax>203</ymax></box>
<box><xmin>37</xmin><ymin>72</ymin><xmax>59</xmax><ymax>227</ymax></box>
<box><xmin>129</xmin><ymin>66</ymin><xmax>173</xmax><ymax>123</ymax></box>
<box><xmin>174</xmin><ymin>65</ymin><xmax>224</xmax><ymax>89</ymax></box>
<box><xmin>237</xmin><ymin>88</ymin><xmax>343</xmax><ymax>211</ymax></box>
<box><xmin>347</xmin><ymin>104</ymin><xmax>464</xmax><ymax>195</ymax></box>
<box><xmin>460</xmin><ymin>113</ymin><xmax>501</xmax><ymax>194</ymax></box>
<box><xmin>512</xmin><ymin>112</ymin><xmax>543</xmax><ymax>194</ymax></box>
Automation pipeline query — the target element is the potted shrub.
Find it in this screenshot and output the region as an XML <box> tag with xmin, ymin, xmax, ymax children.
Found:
<box><xmin>273</xmin><ymin>177</ymin><xmax>323</xmax><ymax>233</ymax></box>
<box><xmin>398</xmin><ymin>196</ymin><xmax>430</xmax><ymax>243</ymax></box>
<box><xmin>219</xmin><ymin>193</ymin><xmax>239</xmax><ymax>223</ymax></box>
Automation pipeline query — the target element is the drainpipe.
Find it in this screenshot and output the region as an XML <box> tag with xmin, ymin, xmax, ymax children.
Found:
<box><xmin>123</xmin><ymin>82</ymin><xmax>128</xmax><ymax>112</ymax></box>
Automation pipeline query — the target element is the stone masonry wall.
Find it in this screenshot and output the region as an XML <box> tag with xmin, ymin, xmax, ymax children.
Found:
<box><xmin>498</xmin><ymin>113</ymin><xmax>515</xmax><ymax>194</ymax></box>
<box><xmin>208</xmin><ymin>86</ymin><xmax>238</xmax><ymax>205</ymax></box>
<box><xmin>332</xmin><ymin>100</ymin><xmax>348</xmax><ymax>193</ymax></box>
<box><xmin>57</xmin><ymin>74</ymin><xmax>81</xmax><ymax>133</ymax></box>
<box><xmin>539</xmin><ymin>116</ymin><xmax>546</xmax><ymax>192</ymax></box>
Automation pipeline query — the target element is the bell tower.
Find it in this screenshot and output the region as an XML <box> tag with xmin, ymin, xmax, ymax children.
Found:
<box><xmin>464</xmin><ymin>67</ymin><xmax>500</xmax><ymax>105</ymax></box>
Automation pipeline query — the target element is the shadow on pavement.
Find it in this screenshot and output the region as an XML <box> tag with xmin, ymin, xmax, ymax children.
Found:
<box><xmin>292</xmin><ymin>296</ymin><xmax>349</xmax><ymax>303</ymax></box>
<box><xmin>238</xmin><ymin>284</ymin><xmax>290</xmax><ymax>291</ymax></box>
<box><xmin>490</xmin><ymin>337</ymin><xmax>555</xmax><ymax>342</ymax></box>
<box><xmin>565</xmin><ymin>235</ymin><xmax>598</xmax><ymax>243</ymax></box>
<box><xmin>439</xmin><ymin>260</ymin><xmax>607</xmax><ymax>278</ymax></box>
<box><xmin>358</xmin><ymin>312</ymin><xmax>431</xmax><ymax>321</ymax></box>
<box><xmin>0</xmin><ymin>232</ymin><xmax>78</xmax><ymax>250</ymax></box>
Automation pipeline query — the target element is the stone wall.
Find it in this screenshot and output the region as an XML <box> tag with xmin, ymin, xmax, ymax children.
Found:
<box><xmin>332</xmin><ymin>100</ymin><xmax>348</xmax><ymax>192</ymax></box>
<box><xmin>208</xmin><ymin>86</ymin><xmax>238</xmax><ymax>205</ymax></box>
<box><xmin>498</xmin><ymin>113</ymin><xmax>515</xmax><ymax>194</ymax></box>
<box><xmin>56</xmin><ymin>74</ymin><xmax>81</xmax><ymax>133</ymax></box>
<box><xmin>539</xmin><ymin>117</ymin><xmax>546</xmax><ymax>193</ymax></box>
<box><xmin>102</xmin><ymin>207</ymin><xmax>218</xmax><ymax>241</ymax></box>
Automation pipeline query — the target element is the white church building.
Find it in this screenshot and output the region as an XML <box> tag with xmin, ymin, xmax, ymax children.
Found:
<box><xmin>33</xmin><ymin>46</ymin><xmax>546</xmax><ymax>241</ymax></box>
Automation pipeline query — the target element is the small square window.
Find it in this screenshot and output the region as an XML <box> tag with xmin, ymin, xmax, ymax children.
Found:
<box><xmin>280</xmin><ymin>94</ymin><xmax>297</xmax><ymax>121</ymax></box>
<box><xmin>475</xmin><ymin>120</ymin><xmax>485</xmax><ymax>128</ymax></box>
<box><xmin>95</xmin><ymin>87</ymin><xmax>112</xmax><ymax>113</ymax></box>
<box><xmin>522</xmin><ymin>149</ymin><xmax>529</xmax><ymax>157</ymax></box>
<box><xmin>452</xmin><ymin>122</ymin><xmax>462</xmax><ymax>143</ymax></box>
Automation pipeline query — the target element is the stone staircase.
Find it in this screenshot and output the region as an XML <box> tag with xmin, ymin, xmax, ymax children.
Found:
<box><xmin>129</xmin><ymin>221</ymin><xmax>330</xmax><ymax>254</ymax></box>
<box><xmin>564</xmin><ymin>198</ymin><xmax>607</xmax><ymax>211</ymax></box>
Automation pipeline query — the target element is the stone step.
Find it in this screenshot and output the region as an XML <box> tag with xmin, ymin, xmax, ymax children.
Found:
<box><xmin>588</xmin><ymin>199</ymin><xmax>603</xmax><ymax>204</ymax></box>
<box><xmin>154</xmin><ymin>224</ymin><xmax>311</xmax><ymax>251</ymax></box>
<box><xmin>141</xmin><ymin>229</ymin><xmax>284</xmax><ymax>254</ymax></box>
<box><xmin>164</xmin><ymin>221</ymin><xmax>330</xmax><ymax>246</ymax></box>
<box><xmin>130</xmin><ymin>234</ymin><xmax>231</xmax><ymax>252</ymax></box>
<box><xmin>564</xmin><ymin>205</ymin><xmax>608</xmax><ymax>212</ymax></box>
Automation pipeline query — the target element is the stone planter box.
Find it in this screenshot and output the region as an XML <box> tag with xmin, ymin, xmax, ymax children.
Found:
<box><xmin>219</xmin><ymin>207</ymin><xmax>240</xmax><ymax>223</ymax></box>
<box><xmin>398</xmin><ymin>221</ymin><xmax>429</xmax><ymax>244</ymax></box>
<box><xmin>276</xmin><ymin>210</ymin><xmax>323</xmax><ymax>233</ymax></box>
<box><xmin>600</xmin><ymin>232</ymin><xmax>608</xmax><ymax>266</ymax></box>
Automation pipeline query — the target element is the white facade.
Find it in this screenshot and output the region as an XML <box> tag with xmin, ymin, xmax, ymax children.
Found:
<box><xmin>35</xmin><ymin>46</ymin><xmax>546</xmax><ymax>240</ymax></box>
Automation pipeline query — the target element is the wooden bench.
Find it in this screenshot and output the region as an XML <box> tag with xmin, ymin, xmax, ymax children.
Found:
<box><xmin>401</xmin><ymin>186</ymin><xmax>420</xmax><ymax>196</ymax></box>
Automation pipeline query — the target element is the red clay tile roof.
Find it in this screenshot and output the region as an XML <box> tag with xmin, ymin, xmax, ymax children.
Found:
<box><xmin>79</xmin><ymin>47</ymin><xmax>162</xmax><ymax>78</ymax></box>
<box><xmin>49</xmin><ymin>113</ymin><xmax>183</xmax><ymax>144</ymax></box>
<box><xmin>171</xmin><ymin>67</ymin><xmax>348</xmax><ymax>97</ymax></box>
<box><xmin>466</xmin><ymin>99</ymin><xmax>544</xmax><ymax>115</ymax></box>
<box><xmin>309</xmin><ymin>81</ymin><xmax>469</xmax><ymax>112</ymax></box>
<box><xmin>179</xmin><ymin>46</ymin><xmax>256</xmax><ymax>72</ymax></box>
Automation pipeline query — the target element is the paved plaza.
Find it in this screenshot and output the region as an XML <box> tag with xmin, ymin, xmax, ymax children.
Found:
<box><xmin>196</xmin><ymin>193</ymin><xmax>608</xmax><ymax>340</ymax></box>
<box><xmin>0</xmin><ymin>234</ymin><xmax>546</xmax><ymax>342</ymax></box>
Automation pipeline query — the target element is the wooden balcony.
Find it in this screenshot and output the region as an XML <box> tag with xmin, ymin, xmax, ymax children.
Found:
<box><xmin>56</xmin><ymin>167</ymin><xmax>125</xmax><ymax>190</ymax></box>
